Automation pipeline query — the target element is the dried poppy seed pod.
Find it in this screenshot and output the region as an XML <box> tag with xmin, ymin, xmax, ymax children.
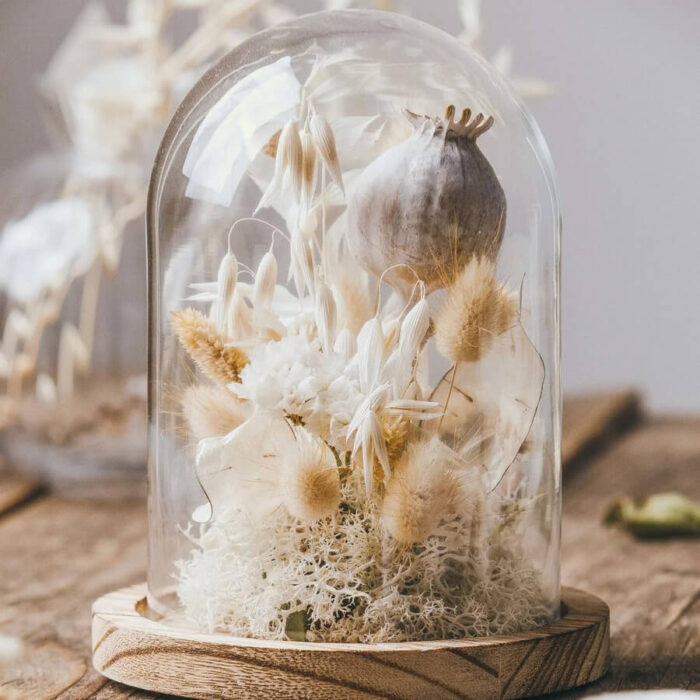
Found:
<box><xmin>347</xmin><ymin>106</ymin><xmax>506</xmax><ymax>292</ymax></box>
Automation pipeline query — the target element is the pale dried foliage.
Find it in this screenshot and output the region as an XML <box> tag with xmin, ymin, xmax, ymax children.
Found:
<box><xmin>435</xmin><ymin>256</ymin><xmax>517</xmax><ymax>363</ymax></box>
<box><xmin>182</xmin><ymin>384</ymin><xmax>247</xmax><ymax>440</ymax></box>
<box><xmin>171</xmin><ymin>308</ymin><xmax>248</xmax><ymax>384</ymax></box>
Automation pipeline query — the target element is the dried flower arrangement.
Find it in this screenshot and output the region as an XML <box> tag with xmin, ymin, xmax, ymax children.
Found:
<box><xmin>171</xmin><ymin>43</ymin><xmax>550</xmax><ymax>640</ymax></box>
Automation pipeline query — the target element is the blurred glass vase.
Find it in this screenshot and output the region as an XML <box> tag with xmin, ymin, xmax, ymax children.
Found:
<box><xmin>0</xmin><ymin>153</ymin><xmax>147</xmax><ymax>498</ymax></box>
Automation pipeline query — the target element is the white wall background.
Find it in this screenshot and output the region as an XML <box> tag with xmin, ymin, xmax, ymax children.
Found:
<box><xmin>1</xmin><ymin>1</ymin><xmax>699</xmax><ymax>412</ymax></box>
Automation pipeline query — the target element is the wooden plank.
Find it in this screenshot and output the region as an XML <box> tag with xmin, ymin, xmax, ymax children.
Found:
<box><xmin>561</xmin><ymin>417</ymin><xmax>700</xmax><ymax>695</ymax></box>
<box><xmin>0</xmin><ymin>496</ymin><xmax>147</xmax><ymax>699</ymax></box>
<box><xmin>0</xmin><ymin>458</ymin><xmax>42</xmax><ymax>516</ymax></box>
<box><xmin>562</xmin><ymin>390</ymin><xmax>641</xmax><ymax>468</ymax></box>
<box><xmin>0</xmin><ymin>397</ymin><xmax>696</xmax><ymax>698</ymax></box>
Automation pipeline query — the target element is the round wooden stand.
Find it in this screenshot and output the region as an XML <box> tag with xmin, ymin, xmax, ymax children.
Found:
<box><xmin>92</xmin><ymin>584</ymin><xmax>609</xmax><ymax>699</ymax></box>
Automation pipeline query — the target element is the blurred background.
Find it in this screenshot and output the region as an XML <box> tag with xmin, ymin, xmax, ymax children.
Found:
<box><xmin>1</xmin><ymin>0</ymin><xmax>698</xmax><ymax>415</ymax></box>
<box><xmin>0</xmin><ymin>0</ymin><xmax>699</xmax><ymax>498</ymax></box>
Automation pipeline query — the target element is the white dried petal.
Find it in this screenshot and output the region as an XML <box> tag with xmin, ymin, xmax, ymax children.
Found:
<box><xmin>289</xmin><ymin>227</ymin><xmax>314</xmax><ymax>298</ymax></box>
<box><xmin>333</xmin><ymin>327</ymin><xmax>356</xmax><ymax>361</ymax></box>
<box><xmin>398</xmin><ymin>298</ymin><xmax>430</xmax><ymax>362</ymax></box>
<box><xmin>280</xmin><ymin>120</ymin><xmax>303</xmax><ymax>197</ymax></box>
<box><xmin>309</xmin><ymin>114</ymin><xmax>344</xmax><ymax>194</ymax></box>
<box><xmin>256</xmin><ymin>119</ymin><xmax>303</xmax><ymax>213</ymax></box>
<box><xmin>216</xmin><ymin>252</ymin><xmax>237</xmax><ymax>332</ymax></box>
<box><xmin>370</xmin><ymin>411</ymin><xmax>391</xmax><ymax>485</ymax></box>
<box><xmin>315</xmin><ymin>281</ymin><xmax>337</xmax><ymax>354</ymax></box>
<box><xmin>254</xmin><ymin>250</ymin><xmax>278</xmax><ymax>311</ymax></box>
<box><xmin>228</xmin><ymin>286</ymin><xmax>254</xmax><ymax>339</ymax></box>
<box><xmin>357</xmin><ymin>317</ymin><xmax>384</xmax><ymax>392</ymax></box>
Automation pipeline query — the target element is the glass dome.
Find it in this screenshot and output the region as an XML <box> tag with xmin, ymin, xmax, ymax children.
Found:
<box><xmin>0</xmin><ymin>152</ymin><xmax>147</xmax><ymax>498</ymax></box>
<box><xmin>147</xmin><ymin>9</ymin><xmax>561</xmax><ymax>642</ymax></box>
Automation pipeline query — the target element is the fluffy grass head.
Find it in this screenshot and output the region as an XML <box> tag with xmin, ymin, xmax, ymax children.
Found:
<box><xmin>435</xmin><ymin>256</ymin><xmax>516</xmax><ymax>363</ymax></box>
<box><xmin>172</xmin><ymin>308</ymin><xmax>248</xmax><ymax>384</ymax></box>
<box><xmin>282</xmin><ymin>428</ymin><xmax>341</xmax><ymax>523</ymax></box>
<box><xmin>381</xmin><ymin>438</ymin><xmax>464</xmax><ymax>545</ymax></box>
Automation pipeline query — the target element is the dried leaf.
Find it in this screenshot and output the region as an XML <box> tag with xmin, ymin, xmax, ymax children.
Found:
<box><xmin>430</xmin><ymin>322</ymin><xmax>544</xmax><ymax>490</ymax></box>
<box><xmin>605</xmin><ymin>493</ymin><xmax>700</xmax><ymax>538</ymax></box>
<box><xmin>195</xmin><ymin>411</ymin><xmax>296</xmax><ymax>522</ymax></box>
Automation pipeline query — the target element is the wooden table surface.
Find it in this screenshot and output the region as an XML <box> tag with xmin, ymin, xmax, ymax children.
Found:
<box><xmin>0</xmin><ymin>391</ymin><xmax>698</xmax><ymax>699</ymax></box>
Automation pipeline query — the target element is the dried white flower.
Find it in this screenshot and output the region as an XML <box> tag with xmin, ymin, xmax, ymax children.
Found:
<box><xmin>314</xmin><ymin>280</ymin><xmax>337</xmax><ymax>355</ymax></box>
<box><xmin>254</xmin><ymin>249</ymin><xmax>278</xmax><ymax>312</ymax></box>
<box><xmin>309</xmin><ymin>114</ymin><xmax>344</xmax><ymax>194</ymax></box>
<box><xmin>333</xmin><ymin>327</ymin><xmax>356</xmax><ymax>361</ymax></box>
<box><xmin>356</xmin><ymin>317</ymin><xmax>384</xmax><ymax>393</ymax></box>
<box><xmin>215</xmin><ymin>251</ymin><xmax>237</xmax><ymax>332</ymax></box>
<box><xmin>289</xmin><ymin>226</ymin><xmax>314</xmax><ymax>299</ymax></box>
<box><xmin>398</xmin><ymin>297</ymin><xmax>430</xmax><ymax>362</ymax></box>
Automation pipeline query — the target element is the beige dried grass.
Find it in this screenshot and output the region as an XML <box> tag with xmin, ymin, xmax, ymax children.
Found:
<box><xmin>182</xmin><ymin>384</ymin><xmax>248</xmax><ymax>440</ymax></box>
<box><xmin>435</xmin><ymin>256</ymin><xmax>516</xmax><ymax>363</ymax></box>
<box><xmin>380</xmin><ymin>439</ymin><xmax>463</xmax><ymax>545</ymax></box>
<box><xmin>172</xmin><ymin>308</ymin><xmax>248</xmax><ymax>385</ymax></box>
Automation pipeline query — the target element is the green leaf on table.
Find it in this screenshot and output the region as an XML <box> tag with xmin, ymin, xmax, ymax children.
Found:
<box><xmin>605</xmin><ymin>492</ymin><xmax>700</xmax><ymax>538</ymax></box>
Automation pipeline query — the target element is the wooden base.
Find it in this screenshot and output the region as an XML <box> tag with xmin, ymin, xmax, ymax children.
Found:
<box><xmin>92</xmin><ymin>584</ymin><xmax>609</xmax><ymax>699</ymax></box>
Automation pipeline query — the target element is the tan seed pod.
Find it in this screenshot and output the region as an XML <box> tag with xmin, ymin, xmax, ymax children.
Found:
<box><xmin>300</xmin><ymin>128</ymin><xmax>317</xmax><ymax>214</ymax></box>
<box><xmin>435</xmin><ymin>256</ymin><xmax>517</xmax><ymax>363</ymax></box>
<box><xmin>347</xmin><ymin>106</ymin><xmax>505</xmax><ymax>292</ymax></box>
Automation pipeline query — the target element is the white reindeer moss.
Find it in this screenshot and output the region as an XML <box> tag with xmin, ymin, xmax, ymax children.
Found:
<box><xmin>177</xmin><ymin>473</ymin><xmax>550</xmax><ymax>642</ymax></box>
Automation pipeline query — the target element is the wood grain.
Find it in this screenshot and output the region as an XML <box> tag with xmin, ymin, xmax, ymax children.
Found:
<box><xmin>0</xmin><ymin>393</ymin><xmax>696</xmax><ymax>698</ymax></box>
<box><xmin>92</xmin><ymin>585</ymin><xmax>608</xmax><ymax>700</ymax></box>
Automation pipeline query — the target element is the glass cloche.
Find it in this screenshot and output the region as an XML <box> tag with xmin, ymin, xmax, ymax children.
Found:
<box><xmin>147</xmin><ymin>9</ymin><xmax>561</xmax><ymax>643</ymax></box>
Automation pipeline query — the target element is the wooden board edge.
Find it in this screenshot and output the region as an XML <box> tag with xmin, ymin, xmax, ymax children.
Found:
<box><xmin>562</xmin><ymin>390</ymin><xmax>642</xmax><ymax>469</ymax></box>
